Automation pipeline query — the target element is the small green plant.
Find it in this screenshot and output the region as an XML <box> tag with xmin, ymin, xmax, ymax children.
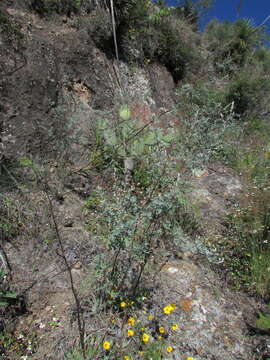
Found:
<box><xmin>65</xmin><ymin>300</ymin><xmax>183</xmax><ymax>359</ymax></box>
<box><xmin>223</xmin><ymin>184</ymin><xmax>270</xmax><ymax>297</ymax></box>
<box><xmin>256</xmin><ymin>303</ymin><xmax>270</xmax><ymax>330</ymax></box>
<box><xmin>0</xmin><ymin>270</ymin><xmax>17</xmax><ymax>307</ymax></box>
<box><xmin>0</xmin><ymin>329</ymin><xmax>36</xmax><ymax>358</ymax></box>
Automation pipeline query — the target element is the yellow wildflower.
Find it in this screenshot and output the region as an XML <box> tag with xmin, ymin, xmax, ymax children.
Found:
<box><xmin>167</xmin><ymin>346</ymin><xmax>173</xmax><ymax>353</ymax></box>
<box><xmin>159</xmin><ymin>326</ymin><xmax>165</xmax><ymax>334</ymax></box>
<box><xmin>171</xmin><ymin>324</ymin><xmax>179</xmax><ymax>331</ymax></box>
<box><xmin>158</xmin><ymin>335</ymin><xmax>162</xmax><ymax>340</ymax></box>
<box><xmin>148</xmin><ymin>315</ymin><xmax>154</xmax><ymax>320</ymax></box>
<box><xmin>186</xmin><ymin>358</ymin><xmax>194</xmax><ymax>360</ymax></box>
<box><xmin>127</xmin><ymin>329</ymin><xmax>134</xmax><ymax>337</ymax></box>
<box><xmin>103</xmin><ymin>341</ymin><xmax>111</xmax><ymax>350</ymax></box>
<box><xmin>120</xmin><ymin>301</ymin><xmax>127</xmax><ymax>308</ymax></box>
<box><xmin>127</xmin><ymin>317</ymin><xmax>135</xmax><ymax>326</ymax></box>
<box><xmin>124</xmin><ymin>356</ymin><xmax>130</xmax><ymax>360</ymax></box>
<box><xmin>142</xmin><ymin>333</ymin><xmax>150</xmax><ymax>343</ymax></box>
<box><xmin>170</xmin><ymin>303</ymin><xmax>177</xmax><ymax>310</ymax></box>
<box><xmin>163</xmin><ymin>305</ymin><xmax>172</xmax><ymax>315</ymax></box>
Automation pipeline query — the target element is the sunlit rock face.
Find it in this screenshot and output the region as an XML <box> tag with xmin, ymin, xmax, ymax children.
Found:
<box><xmin>154</xmin><ymin>260</ymin><xmax>258</xmax><ymax>360</ymax></box>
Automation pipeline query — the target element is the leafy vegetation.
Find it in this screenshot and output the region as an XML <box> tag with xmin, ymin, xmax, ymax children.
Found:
<box><xmin>84</xmin><ymin>105</ymin><xmax>199</xmax><ymax>304</ymax></box>
<box><xmin>2</xmin><ymin>0</ymin><xmax>270</xmax><ymax>358</ymax></box>
<box><xmin>205</xmin><ymin>18</ymin><xmax>269</xmax><ymax>73</ymax></box>
<box><xmin>0</xmin><ymin>7</ymin><xmax>23</xmax><ymax>46</ymax></box>
<box><xmin>257</xmin><ymin>303</ymin><xmax>270</xmax><ymax>330</ymax></box>
<box><xmin>29</xmin><ymin>0</ymin><xmax>82</xmax><ymax>16</ymax></box>
<box><xmin>0</xmin><ymin>270</ymin><xmax>17</xmax><ymax>307</ymax></box>
<box><xmin>225</xmin><ymin>72</ymin><xmax>270</xmax><ymax>117</ymax></box>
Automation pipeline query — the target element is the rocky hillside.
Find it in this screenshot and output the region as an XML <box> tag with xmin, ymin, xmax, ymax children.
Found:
<box><xmin>1</xmin><ymin>1</ymin><xmax>270</xmax><ymax>359</ymax></box>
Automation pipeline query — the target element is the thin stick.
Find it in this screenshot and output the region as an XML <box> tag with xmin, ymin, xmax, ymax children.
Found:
<box><xmin>109</xmin><ymin>0</ymin><xmax>119</xmax><ymax>61</ymax></box>
<box><xmin>44</xmin><ymin>189</ymin><xmax>86</xmax><ymax>360</ymax></box>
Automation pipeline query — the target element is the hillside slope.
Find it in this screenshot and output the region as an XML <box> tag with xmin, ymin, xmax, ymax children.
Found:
<box><xmin>1</xmin><ymin>1</ymin><xmax>270</xmax><ymax>359</ymax></box>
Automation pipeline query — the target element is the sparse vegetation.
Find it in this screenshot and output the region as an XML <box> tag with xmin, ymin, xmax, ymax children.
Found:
<box><xmin>29</xmin><ymin>0</ymin><xmax>82</xmax><ymax>16</ymax></box>
<box><xmin>2</xmin><ymin>0</ymin><xmax>270</xmax><ymax>359</ymax></box>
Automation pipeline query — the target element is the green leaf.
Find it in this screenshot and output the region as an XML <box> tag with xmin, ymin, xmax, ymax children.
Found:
<box><xmin>256</xmin><ymin>311</ymin><xmax>270</xmax><ymax>330</ymax></box>
<box><xmin>3</xmin><ymin>292</ymin><xmax>17</xmax><ymax>299</ymax></box>
<box><xmin>104</xmin><ymin>128</ymin><xmax>118</xmax><ymax>146</ymax></box>
<box><xmin>98</xmin><ymin>119</ymin><xmax>109</xmax><ymax>130</ymax></box>
<box><xmin>131</xmin><ymin>139</ymin><xmax>145</xmax><ymax>156</ymax></box>
<box><xmin>162</xmin><ymin>132</ymin><xmax>175</xmax><ymax>143</ymax></box>
<box><xmin>144</xmin><ymin>132</ymin><xmax>157</xmax><ymax>145</ymax></box>
<box><xmin>19</xmin><ymin>157</ymin><xmax>33</xmax><ymax>167</ymax></box>
<box><xmin>121</xmin><ymin>122</ymin><xmax>133</xmax><ymax>139</ymax></box>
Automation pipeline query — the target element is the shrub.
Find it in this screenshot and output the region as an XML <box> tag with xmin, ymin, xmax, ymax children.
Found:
<box><xmin>0</xmin><ymin>7</ymin><xmax>24</xmax><ymax>46</ymax></box>
<box><xmin>118</xmin><ymin>0</ymin><xmax>200</xmax><ymax>82</ymax></box>
<box><xmin>176</xmin><ymin>83</ymin><xmax>236</xmax><ymax>167</ymax></box>
<box><xmin>225</xmin><ymin>72</ymin><xmax>270</xmax><ymax>117</ymax></box>
<box><xmin>253</xmin><ymin>47</ymin><xmax>270</xmax><ymax>73</ymax></box>
<box><xmin>173</xmin><ymin>0</ymin><xmax>213</xmax><ymax>29</ymax></box>
<box><xmin>29</xmin><ymin>0</ymin><xmax>82</xmax><ymax>17</ymax></box>
<box><xmin>84</xmin><ymin>105</ymin><xmax>199</xmax><ymax>303</ymax></box>
<box><xmin>205</xmin><ymin>18</ymin><xmax>269</xmax><ymax>73</ymax></box>
<box><xmin>223</xmin><ymin>184</ymin><xmax>270</xmax><ymax>298</ymax></box>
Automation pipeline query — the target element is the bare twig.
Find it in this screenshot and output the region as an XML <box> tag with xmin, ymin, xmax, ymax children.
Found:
<box><xmin>43</xmin><ymin>187</ymin><xmax>86</xmax><ymax>359</ymax></box>
<box><xmin>2</xmin><ymin>162</ymin><xmax>87</xmax><ymax>359</ymax></box>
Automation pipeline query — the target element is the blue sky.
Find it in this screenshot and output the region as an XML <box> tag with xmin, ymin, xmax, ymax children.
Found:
<box><xmin>166</xmin><ymin>0</ymin><xmax>270</xmax><ymax>33</ymax></box>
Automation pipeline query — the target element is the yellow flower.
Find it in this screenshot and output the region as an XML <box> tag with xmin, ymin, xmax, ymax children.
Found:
<box><xmin>170</xmin><ymin>303</ymin><xmax>177</xmax><ymax>310</ymax></box>
<box><xmin>142</xmin><ymin>333</ymin><xmax>150</xmax><ymax>343</ymax></box>
<box><xmin>127</xmin><ymin>317</ymin><xmax>135</xmax><ymax>326</ymax></box>
<box><xmin>103</xmin><ymin>341</ymin><xmax>111</xmax><ymax>350</ymax></box>
<box><xmin>124</xmin><ymin>356</ymin><xmax>130</xmax><ymax>360</ymax></box>
<box><xmin>120</xmin><ymin>301</ymin><xmax>127</xmax><ymax>308</ymax></box>
<box><xmin>186</xmin><ymin>358</ymin><xmax>194</xmax><ymax>360</ymax></box>
<box><xmin>171</xmin><ymin>324</ymin><xmax>179</xmax><ymax>331</ymax></box>
<box><xmin>127</xmin><ymin>329</ymin><xmax>134</xmax><ymax>337</ymax></box>
<box><xmin>159</xmin><ymin>326</ymin><xmax>165</xmax><ymax>334</ymax></box>
<box><xmin>163</xmin><ymin>305</ymin><xmax>172</xmax><ymax>315</ymax></box>
<box><xmin>167</xmin><ymin>346</ymin><xmax>173</xmax><ymax>353</ymax></box>
<box><xmin>158</xmin><ymin>335</ymin><xmax>162</xmax><ymax>340</ymax></box>
<box><xmin>148</xmin><ymin>315</ymin><xmax>154</xmax><ymax>320</ymax></box>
